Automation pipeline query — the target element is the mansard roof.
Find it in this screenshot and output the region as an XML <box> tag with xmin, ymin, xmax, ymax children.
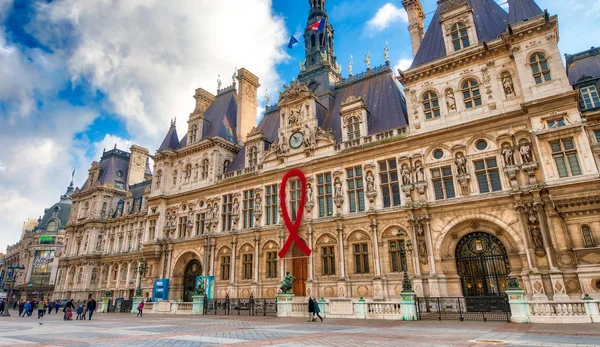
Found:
<box><xmin>158</xmin><ymin>122</ymin><xmax>180</xmax><ymax>151</ymax></box>
<box><xmin>38</xmin><ymin>183</ymin><xmax>73</xmax><ymax>232</ymax></box>
<box><xmin>81</xmin><ymin>148</ymin><xmax>131</xmax><ymax>190</ymax></box>
<box><xmin>201</xmin><ymin>89</ymin><xmax>238</xmax><ymax>143</ymax></box>
<box><xmin>566</xmin><ymin>47</ymin><xmax>600</xmax><ymax>86</ymax></box>
<box><xmin>412</xmin><ymin>0</ymin><xmax>508</xmax><ymax>68</ymax></box>
<box><xmin>507</xmin><ymin>0</ymin><xmax>543</xmax><ymax>25</ymax></box>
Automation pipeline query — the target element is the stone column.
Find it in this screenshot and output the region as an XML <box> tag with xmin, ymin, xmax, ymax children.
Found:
<box><xmin>253</xmin><ymin>234</ymin><xmax>260</xmax><ymax>283</ymax></box>
<box><xmin>514</xmin><ymin>203</ymin><xmax>538</xmax><ymax>271</ymax></box>
<box><xmin>230</xmin><ymin>239</ymin><xmax>237</xmax><ymax>286</ymax></box>
<box><xmin>408</xmin><ymin>218</ymin><xmax>421</xmax><ymax>276</ymax></box>
<box><xmin>337</xmin><ymin>226</ymin><xmax>346</xmax><ymax>279</ymax></box>
<box><xmin>369</xmin><ymin>215</ymin><xmax>382</xmax><ymax>278</ymax></box>
<box><xmin>209</xmin><ymin>239</ymin><xmax>216</xmax><ymax>277</ymax></box>
<box><xmin>534</xmin><ymin>201</ymin><xmax>557</xmax><ymax>269</ymax></box>
<box><xmin>308</xmin><ymin>223</ymin><xmax>314</xmax><ymax>281</ymax></box>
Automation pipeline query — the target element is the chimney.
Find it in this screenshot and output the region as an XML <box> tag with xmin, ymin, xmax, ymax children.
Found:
<box><xmin>127</xmin><ymin>145</ymin><xmax>150</xmax><ymax>187</ymax></box>
<box><xmin>235</xmin><ymin>68</ymin><xmax>261</xmax><ymax>144</ymax></box>
<box><xmin>402</xmin><ymin>0</ymin><xmax>426</xmax><ymax>57</ymax></box>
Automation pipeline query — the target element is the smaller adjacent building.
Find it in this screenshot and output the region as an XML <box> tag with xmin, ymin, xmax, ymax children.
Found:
<box><xmin>2</xmin><ymin>182</ymin><xmax>73</xmax><ymax>301</ymax></box>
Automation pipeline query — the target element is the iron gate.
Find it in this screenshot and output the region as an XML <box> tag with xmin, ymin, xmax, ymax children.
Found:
<box><xmin>204</xmin><ymin>297</ymin><xmax>277</xmax><ymax>316</ymax></box>
<box><xmin>415</xmin><ymin>296</ymin><xmax>510</xmax><ymax>322</ymax></box>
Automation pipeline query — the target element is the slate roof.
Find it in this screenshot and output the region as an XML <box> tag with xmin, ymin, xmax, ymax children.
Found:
<box><xmin>412</xmin><ymin>0</ymin><xmax>509</xmax><ymax>68</ymax></box>
<box><xmin>508</xmin><ymin>0</ymin><xmax>543</xmax><ymax>24</ymax></box>
<box><xmin>158</xmin><ymin>123</ymin><xmax>180</xmax><ymax>151</ymax></box>
<box><xmin>566</xmin><ymin>48</ymin><xmax>600</xmax><ymax>86</ymax></box>
<box><xmin>38</xmin><ymin>184</ymin><xmax>73</xmax><ymax>231</ymax></box>
<box><xmin>200</xmin><ymin>89</ymin><xmax>238</xmax><ymax>143</ymax></box>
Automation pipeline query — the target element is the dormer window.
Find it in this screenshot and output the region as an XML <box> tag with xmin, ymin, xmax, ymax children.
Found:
<box><xmin>581</xmin><ymin>86</ymin><xmax>600</xmax><ymax>110</ymax></box>
<box><xmin>223</xmin><ymin>160</ymin><xmax>231</xmax><ymax>173</ymax></box>
<box><xmin>462</xmin><ymin>79</ymin><xmax>482</xmax><ymax>109</ymax></box>
<box><xmin>451</xmin><ymin>23</ymin><xmax>470</xmax><ymax>51</ymax></box>
<box><xmin>422</xmin><ymin>91</ymin><xmax>440</xmax><ymax>119</ymax></box>
<box><xmin>190</xmin><ymin>124</ymin><xmax>198</xmax><ymax>143</ymax></box>
<box><xmin>248</xmin><ymin>146</ymin><xmax>258</xmax><ymax>167</ymax></box>
<box><xmin>346</xmin><ymin>116</ymin><xmax>361</xmax><ymax>140</ymax></box>
<box><xmin>530</xmin><ymin>53</ymin><xmax>551</xmax><ymax>84</ymax></box>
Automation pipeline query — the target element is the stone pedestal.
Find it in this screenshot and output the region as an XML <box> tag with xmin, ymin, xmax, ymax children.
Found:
<box><xmin>192</xmin><ymin>295</ymin><xmax>205</xmax><ymax>315</ymax></box>
<box><xmin>131</xmin><ymin>296</ymin><xmax>143</xmax><ymax>314</ymax></box>
<box><xmin>276</xmin><ymin>293</ymin><xmax>294</xmax><ymax>317</ymax></box>
<box><xmin>506</xmin><ymin>289</ymin><xmax>529</xmax><ymax>323</ymax></box>
<box><xmin>583</xmin><ymin>294</ymin><xmax>600</xmax><ymax>323</ymax></box>
<box><xmin>100</xmin><ymin>297</ymin><xmax>110</xmax><ymax>313</ymax></box>
<box><xmin>355</xmin><ymin>297</ymin><xmax>366</xmax><ymax>319</ymax></box>
<box><xmin>549</xmin><ymin>272</ymin><xmax>570</xmax><ymax>301</ymax></box>
<box><xmin>400</xmin><ymin>291</ymin><xmax>417</xmax><ymax>321</ymax></box>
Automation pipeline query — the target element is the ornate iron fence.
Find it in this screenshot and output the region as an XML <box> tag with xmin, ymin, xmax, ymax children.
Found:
<box><xmin>416</xmin><ymin>296</ymin><xmax>510</xmax><ymax>322</ymax></box>
<box><xmin>204</xmin><ymin>297</ymin><xmax>277</xmax><ymax>316</ymax></box>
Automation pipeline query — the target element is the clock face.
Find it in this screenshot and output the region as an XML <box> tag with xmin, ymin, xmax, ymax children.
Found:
<box><xmin>289</xmin><ymin>132</ymin><xmax>304</xmax><ymax>149</ymax></box>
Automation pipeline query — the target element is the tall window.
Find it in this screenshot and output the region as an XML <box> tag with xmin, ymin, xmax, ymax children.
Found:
<box><xmin>243</xmin><ymin>190</ymin><xmax>255</xmax><ymax>228</ymax></box>
<box><xmin>248</xmin><ymin>146</ymin><xmax>258</xmax><ymax>166</ymax></box>
<box><xmin>551</xmin><ymin>139</ymin><xmax>582</xmax><ymax>177</ymax></box>
<box><xmin>474</xmin><ymin>158</ymin><xmax>502</xmax><ymax>193</ymax></box>
<box><xmin>223</xmin><ymin>160</ymin><xmax>230</xmax><ymax>173</ymax></box>
<box><xmin>195</xmin><ymin>213</ymin><xmax>206</xmax><ymax>235</ymax></box>
<box><xmin>190</xmin><ymin>124</ymin><xmax>198</xmax><ymax>143</ymax></box>
<box><xmin>431</xmin><ymin>166</ymin><xmax>456</xmax><ymax>200</ymax></box>
<box><xmin>290</xmin><ymin>180</ymin><xmax>302</xmax><ymax>221</ymax></box>
<box><xmin>347</xmin><ymin>167</ymin><xmax>365</xmax><ymax>212</ymax></box>
<box><xmin>322</xmin><ymin>246</ymin><xmax>336</xmax><ymax>276</ymax></box>
<box><xmin>353</xmin><ymin>243</ymin><xmax>370</xmax><ymax>274</ymax></box>
<box><xmin>379</xmin><ymin>159</ymin><xmax>401</xmax><ymax>207</ymax></box>
<box><xmin>149</xmin><ymin>220</ymin><xmax>156</xmax><ymax>240</ymax></box>
<box><xmin>451</xmin><ymin>22</ymin><xmax>470</xmax><ymax>51</ymax></box>
<box><xmin>422</xmin><ymin>91</ymin><xmax>440</xmax><ymax>119</ymax></box>
<box><xmin>221</xmin><ymin>194</ymin><xmax>233</xmax><ymax>231</ymax></box>
<box><xmin>317</xmin><ymin>173</ymin><xmax>333</xmax><ymax>217</ymax></box>
<box><xmin>265</xmin><ymin>184</ymin><xmax>278</xmax><ymax>225</ymax></box>
<box><xmin>530</xmin><ymin>53</ymin><xmax>551</xmax><ymax>84</ymax></box>
<box><xmin>221</xmin><ymin>256</ymin><xmax>230</xmax><ymax>280</ymax></box>
<box><xmin>581</xmin><ymin>86</ymin><xmax>600</xmax><ymax>110</ymax></box>
<box><xmin>462</xmin><ymin>79</ymin><xmax>482</xmax><ymax>109</ymax></box>
<box><xmin>582</xmin><ymin>225</ymin><xmax>595</xmax><ymax>248</ymax></box>
<box><xmin>201</xmin><ymin>159</ymin><xmax>209</xmax><ymax>179</ymax></box>
<box><xmin>266</xmin><ymin>251</ymin><xmax>278</xmax><ymax>279</ymax></box>
<box><xmin>118</xmin><ymin>238</ymin><xmax>123</xmax><ymax>253</ymax></box>
<box><xmin>242</xmin><ymin>254</ymin><xmax>253</xmax><ymax>280</ymax></box>
<box><xmin>388</xmin><ymin>239</ymin><xmax>407</xmax><ymax>273</ymax></box>
<box><xmin>346</xmin><ymin>116</ymin><xmax>361</xmax><ymax>140</ymax></box>
<box><xmin>178</xmin><ymin>216</ymin><xmax>188</xmax><ymax>238</ymax></box>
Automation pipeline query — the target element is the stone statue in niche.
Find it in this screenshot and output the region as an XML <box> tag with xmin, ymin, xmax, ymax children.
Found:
<box><xmin>303</xmin><ymin>124</ymin><xmax>316</xmax><ymax>150</ymax></box>
<box><xmin>255</xmin><ymin>194</ymin><xmax>262</xmax><ymax>210</ymax></box>
<box><xmin>502</xmin><ymin>144</ymin><xmax>516</xmax><ymax>166</ymax></box>
<box><xmin>501</xmin><ymin>72</ymin><xmax>515</xmax><ymax>96</ymax></box>
<box><xmin>401</xmin><ymin>165</ymin><xmax>412</xmax><ymax>185</ymax></box>
<box><xmin>446</xmin><ymin>89</ymin><xmax>456</xmax><ymax>111</ymax></box>
<box><xmin>306</xmin><ymin>183</ymin><xmax>314</xmax><ymax>202</ymax></box>
<box><xmin>519</xmin><ymin>141</ymin><xmax>533</xmax><ymax>164</ymax></box>
<box><xmin>334</xmin><ymin>178</ymin><xmax>342</xmax><ymax>198</ymax></box>
<box><xmin>531</xmin><ymin>226</ymin><xmax>544</xmax><ymax>250</ymax></box>
<box><xmin>414</xmin><ymin>163</ymin><xmax>425</xmax><ymax>182</ymax></box>
<box><xmin>455</xmin><ymin>153</ymin><xmax>468</xmax><ymax>176</ymax></box>
<box><xmin>418</xmin><ymin>238</ymin><xmax>428</xmax><ymax>259</ymax></box>
<box><xmin>232</xmin><ymin>199</ymin><xmax>240</xmax><ymax>216</ymax></box>
<box><xmin>366</xmin><ymin>172</ymin><xmax>375</xmax><ymax>192</ymax></box>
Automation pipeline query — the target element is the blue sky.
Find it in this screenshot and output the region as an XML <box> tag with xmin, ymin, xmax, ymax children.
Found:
<box><xmin>0</xmin><ymin>0</ymin><xmax>599</xmax><ymax>251</ymax></box>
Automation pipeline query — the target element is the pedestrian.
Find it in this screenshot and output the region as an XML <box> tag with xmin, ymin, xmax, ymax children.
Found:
<box><xmin>23</xmin><ymin>301</ymin><xmax>32</xmax><ymax>318</ymax></box>
<box><xmin>86</xmin><ymin>297</ymin><xmax>97</xmax><ymax>321</ymax></box>
<box><xmin>18</xmin><ymin>301</ymin><xmax>25</xmax><ymax>317</ymax></box>
<box><xmin>136</xmin><ymin>301</ymin><xmax>144</xmax><ymax>318</ymax></box>
<box><xmin>307</xmin><ymin>297</ymin><xmax>315</xmax><ymax>322</ymax></box>
<box><xmin>63</xmin><ymin>299</ymin><xmax>74</xmax><ymax>320</ymax></box>
<box><xmin>48</xmin><ymin>301</ymin><xmax>54</xmax><ymax>314</ymax></box>
<box><xmin>38</xmin><ymin>300</ymin><xmax>47</xmax><ymax>319</ymax></box>
<box><xmin>76</xmin><ymin>304</ymin><xmax>83</xmax><ymax>320</ymax></box>
<box><xmin>313</xmin><ymin>298</ymin><xmax>323</xmax><ymax>322</ymax></box>
<box><xmin>0</xmin><ymin>298</ymin><xmax>6</xmax><ymax>315</ymax></box>
<box><xmin>55</xmin><ymin>301</ymin><xmax>60</xmax><ymax>314</ymax></box>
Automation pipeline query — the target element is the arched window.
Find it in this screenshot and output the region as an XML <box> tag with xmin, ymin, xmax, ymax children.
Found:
<box><xmin>223</xmin><ymin>160</ymin><xmax>231</xmax><ymax>173</ymax></box>
<box><xmin>248</xmin><ymin>146</ymin><xmax>258</xmax><ymax>167</ymax></box>
<box><xmin>311</xmin><ymin>34</ymin><xmax>316</xmax><ymax>48</ymax></box>
<box><xmin>46</xmin><ymin>220</ymin><xmax>58</xmax><ymax>232</ymax></box>
<box><xmin>462</xmin><ymin>79</ymin><xmax>482</xmax><ymax>109</ymax></box>
<box><xmin>530</xmin><ymin>53</ymin><xmax>551</xmax><ymax>84</ymax></box>
<box><xmin>346</xmin><ymin>116</ymin><xmax>361</xmax><ymax>140</ymax></box>
<box><xmin>451</xmin><ymin>23</ymin><xmax>470</xmax><ymax>51</ymax></box>
<box><xmin>190</xmin><ymin>124</ymin><xmax>198</xmax><ymax>143</ymax></box>
<box><xmin>582</xmin><ymin>225</ymin><xmax>595</xmax><ymax>248</ymax></box>
<box><xmin>184</xmin><ymin>164</ymin><xmax>192</xmax><ymax>183</ymax></box>
<box><xmin>201</xmin><ymin>159</ymin><xmax>209</xmax><ymax>179</ymax></box>
<box><xmin>172</xmin><ymin>170</ymin><xmax>178</xmax><ymax>186</ymax></box>
<box><xmin>156</xmin><ymin>170</ymin><xmax>162</xmax><ymax>188</ymax></box>
<box><xmin>422</xmin><ymin>91</ymin><xmax>441</xmax><ymax>119</ymax></box>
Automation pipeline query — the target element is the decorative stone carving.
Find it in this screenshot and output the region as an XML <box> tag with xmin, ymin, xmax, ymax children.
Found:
<box><xmin>365</xmin><ymin>170</ymin><xmax>377</xmax><ymax>205</ymax></box>
<box><xmin>303</xmin><ymin>124</ymin><xmax>317</xmax><ymax>151</ymax></box>
<box><xmin>414</xmin><ymin>162</ymin><xmax>425</xmax><ymax>183</ymax></box>
<box><xmin>401</xmin><ymin>165</ymin><xmax>412</xmax><ymax>185</ymax></box>
<box><xmin>501</xmin><ymin>72</ymin><xmax>515</xmax><ymax>96</ymax></box>
<box><xmin>445</xmin><ymin>88</ymin><xmax>456</xmax><ymax>111</ymax></box>
<box><xmin>502</xmin><ymin>143</ymin><xmax>516</xmax><ymax>167</ymax></box>
<box><xmin>277</xmin><ymin>81</ymin><xmax>312</xmax><ymax>107</ymax></box>
<box><xmin>455</xmin><ymin>152</ymin><xmax>468</xmax><ymax>176</ymax></box>
<box><xmin>519</xmin><ymin>140</ymin><xmax>534</xmax><ymax>164</ymax></box>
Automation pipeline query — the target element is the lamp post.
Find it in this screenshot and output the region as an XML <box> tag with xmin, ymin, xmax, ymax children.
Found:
<box><xmin>396</xmin><ymin>230</ymin><xmax>414</xmax><ymax>293</ymax></box>
<box><xmin>1</xmin><ymin>265</ymin><xmax>25</xmax><ymax>317</ymax></box>
<box><xmin>133</xmin><ymin>258</ymin><xmax>148</xmax><ymax>297</ymax></box>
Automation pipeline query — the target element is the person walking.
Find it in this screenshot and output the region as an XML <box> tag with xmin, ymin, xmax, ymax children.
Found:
<box><xmin>136</xmin><ymin>301</ymin><xmax>144</xmax><ymax>318</ymax></box>
<box><xmin>86</xmin><ymin>297</ymin><xmax>97</xmax><ymax>320</ymax></box>
<box><xmin>18</xmin><ymin>301</ymin><xmax>25</xmax><ymax>317</ymax></box>
<box><xmin>75</xmin><ymin>304</ymin><xmax>83</xmax><ymax>320</ymax></box>
<box><xmin>307</xmin><ymin>297</ymin><xmax>315</xmax><ymax>322</ymax></box>
<box><xmin>313</xmin><ymin>298</ymin><xmax>323</xmax><ymax>322</ymax></box>
<box><xmin>63</xmin><ymin>299</ymin><xmax>74</xmax><ymax>320</ymax></box>
<box><xmin>38</xmin><ymin>300</ymin><xmax>47</xmax><ymax>319</ymax></box>
<box><xmin>55</xmin><ymin>301</ymin><xmax>60</xmax><ymax>314</ymax></box>
<box><xmin>0</xmin><ymin>298</ymin><xmax>6</xmax><ymax>315</ymax></box>
<box><xmin>23</xmin><ymin>301</ymin><xmax>32</xmax><ymax>318</ymax></box>
<box><xmin>48</xmin><ymin>301</ymin><xmax>54</xmax><ymax>314</ymax></box>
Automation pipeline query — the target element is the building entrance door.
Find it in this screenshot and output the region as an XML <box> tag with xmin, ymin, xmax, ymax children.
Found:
<box><xmin>292</xmin><ymin>243</ymin><xmax>307</xmax><ymax>296</ymax></box>
<box><xmin>183</xmin><ymin>260</ymin><xmax>202</xmax><ymax>302</ymax></box>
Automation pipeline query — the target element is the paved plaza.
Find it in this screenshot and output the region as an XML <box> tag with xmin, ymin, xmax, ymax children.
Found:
<box><xmin>0</xmin><ymin>312</ymin><xmax>599</xmax><ymax>347</ymax></box>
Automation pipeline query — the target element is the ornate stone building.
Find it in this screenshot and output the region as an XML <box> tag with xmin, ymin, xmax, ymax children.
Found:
<box><xmin>56</xmin><ymin>0</ymin><xmax>600</xmax><ymax>303</ymax></box>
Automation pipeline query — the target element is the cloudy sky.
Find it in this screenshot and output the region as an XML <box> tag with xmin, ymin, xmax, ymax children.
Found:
<box><xmin>1</xmin><ymin>0</ymin><xmax>599</xmax><ymax>253</ymax></box>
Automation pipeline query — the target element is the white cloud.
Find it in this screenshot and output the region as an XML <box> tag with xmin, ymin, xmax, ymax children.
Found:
<box><xmin>365</xmin><ymin>3</ymin><xmax>408</xmax><ymax>35</ymax></box>
<box><xmin>394</xmin><ymin>58</ymin><xmax>413</xmax><ymax>73</ymax></box>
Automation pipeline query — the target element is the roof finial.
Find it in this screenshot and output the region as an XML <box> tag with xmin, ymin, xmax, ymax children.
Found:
<box><xmin>232</xmin><ymin>67</ymin><xmax>238</xmax><ymax>86</ymax></box>
<box><xmin>114</xmin><ymin>143</ymin><xmax>117</xmax><ymax>149</ymax></box>
<box><xmin>217</xmin><ymin>74</ymin><xmax>222</xmax><ymax>90</ymax></box>
<box><xmin>348</xmin><ymin>55</ymin><xmax>353</xmax><ymax>76</ymax></box>
<box><xmin>383</xmin><ymin>41</ymin><xmax>390</xmax><ymax>64</ymax></box>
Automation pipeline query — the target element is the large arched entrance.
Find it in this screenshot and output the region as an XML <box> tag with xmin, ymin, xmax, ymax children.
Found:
<box><xmin>455</xmin><ymin>232</ymin><xmax>510</xmax><ymax>297</ymax></box>
<box><xmin>183</xmin><ymin>260</ymin><xmax>202</xmax><ymax>302</ymax></box>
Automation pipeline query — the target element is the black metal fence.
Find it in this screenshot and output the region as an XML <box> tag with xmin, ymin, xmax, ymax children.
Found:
<box><xmin>204</xmin><ymin>297</ymin><xmax>277</xmax><ymax>316</ymax></box>
<box><xmin>107</xmin><ymin>299</ymin><xmax>133</xmax><ymax>313</ymax></box>
<box><xmin>415</xmin><ymin>296</ymin><xmax>510</xmax><ymax>322</ymax></box>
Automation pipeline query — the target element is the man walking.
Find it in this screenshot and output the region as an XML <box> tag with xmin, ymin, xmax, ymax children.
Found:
<box><xmin>0</xmin><ymin>298</ymin><xmax>6</xmax><ymax>315</ymax></box>
<box><xmin>86</xmin><ymin>297</ymin><xmax>97</xmax><ymax>320</ymax></box>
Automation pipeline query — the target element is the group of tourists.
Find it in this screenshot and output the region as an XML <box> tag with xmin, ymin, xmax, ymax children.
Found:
<box><xmin>307</xmin><ymin>297</ymin><xmax>323</xmax><ymax>322</ymax></box>
<box><xmin>0</xmin><ymin>297</ymin><xmax>97</xmax><ymax>321</ymax></box>
<box><xmin>62</xmin><ymin>298</ymin><xmax>97</xmax><ymax>321</ymax></box>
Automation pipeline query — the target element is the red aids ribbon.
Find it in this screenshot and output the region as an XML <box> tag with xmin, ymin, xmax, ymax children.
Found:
<box><xmin>278</xmin><ymin>169</ymin><xmax>311</xmax><ymax>258</ymax></box>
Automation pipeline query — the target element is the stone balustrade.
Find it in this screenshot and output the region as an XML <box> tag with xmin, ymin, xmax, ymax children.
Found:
<box><xmin>507</xmin><ymin>289</ymin><xmax>600</xmax><ymax>323</ymax></box>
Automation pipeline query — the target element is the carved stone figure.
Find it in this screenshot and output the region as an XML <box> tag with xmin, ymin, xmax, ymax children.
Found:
<box><xmin>383</xmin><ymin>41</ymin><xmax>390</xmax><ymax>62</ymax></box>
<box><xmin>306</xmin><ymin>184</ymin><xmax>314</xmax><ymax>203</ymax></box>
<box><xmin>334</xmin><ymin>178</ymin><xmax>343</xmax><ymax>198</ymax></box>
<box><xmin>531</xmin><ymin>227</ymin><xmax>544</xmax><ymax>250</ymax></box>
<box><xmin>299</xmin><ymin>59</ymin><xmax>306</xmax><ymax>71</ymax></box>
<box><xmin>520</xmin><ymin>142</ymin><xmax>533</xmax><ymax>164</ymax></box>
<box><xmin>446</xmin><ymin>89</ymin><xmax>456</xmax><ymax>111</ymax></box>
<box><xmin>418</xmin><ymin>238</ymin><xmax>428</xmax><ymax>259</ymax></box>
<box><xmin>255</xmin><ymin>194</ymin><xmax>262</xmax><ymax>210</ymax></box>
<box><xmin>502</xmin><ymin>72</ymin><xmax>515</xmax><ymax>96</ymax></box>
<box><xmin>455</xmin><ymin>153</ymin><xmax>468</xmax><ymax>176</ymax></box>
<box><xmin>303</xmin><ymin>124</ymin><xmax>316</xmax><ymax>150</ymax></box>
<box><xmin>217</xmin><ymin>74</ymin><xmax>222</xmax><ymax>90</ymax></box>
<box><xmin>232</xmin><ymin>199</ymin><xmax>240</xmax><ymax>216</ymax></box>
<box><xmin>415</xmin><ymin>163</ymin><xmax>425</xmax><ymax>182</ymax></box>
<box><xmin>502</xmin><ymin>145</ymin><xmax>515</xmax><ymax>166</ymax></box>
<box><xmin>279</xmin><ymin>271</ymin><xmax>295</xmax><ymax>294</ymax></box>
<box><xmin>348</xmin><ymin>55</ymin><xmax>353</xmax><ymax>75</ymax></box>
<box><xmin>364</xmin><ymin>52</ymin><xmax>371</xmax><ymax>69</ymax></box>
<box><xmin>213</xmin><ymin>204</ymin><xmax>219</xmax><ymax>219</ymax></box>
<box><xmin>401</xmin><ymin>166</ymin><xmax>412</xmax><ymax>185</ymax></box>
<box><xmin>366</xmin><ymin>172</ymin><xmax>375</xmax><ymax>192</ymax></box>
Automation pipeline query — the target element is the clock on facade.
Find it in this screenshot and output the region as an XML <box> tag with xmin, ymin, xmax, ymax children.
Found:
<box><xmin>289</xmin><ymin>132</ymin><xmax>304</xmax><ymax>149</ymax></box>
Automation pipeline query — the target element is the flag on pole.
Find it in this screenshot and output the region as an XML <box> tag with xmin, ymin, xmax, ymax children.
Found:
<box><xmin>308</xmin><ymin>19</ymin><xmax>325</xmax><ymax>31</ymax></box>
<box><xmin>287</xmin><ymin>36</ymin><xmax>299</xmax><ymax>49</ymax></box>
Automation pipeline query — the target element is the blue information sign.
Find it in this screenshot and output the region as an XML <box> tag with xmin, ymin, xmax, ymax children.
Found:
<box><xmin>153</xmin><ymin>279</ymin><xmax>170</xmax><ymax>301</ymax></box>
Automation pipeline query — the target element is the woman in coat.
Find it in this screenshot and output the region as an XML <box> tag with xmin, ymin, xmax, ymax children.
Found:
<box><xmin>313</xmin><ymin>299</ymin><xmax>323</xmax><ymax>322</ymax></box>
<box><xmin>307</xmin><ymin>297</ymin><xmax>315</xmax><ymax>322</ymax></box>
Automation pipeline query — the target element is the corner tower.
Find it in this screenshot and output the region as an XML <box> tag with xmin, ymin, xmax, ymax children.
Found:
<box><xmin>298</xmin><ymin>0</ymin><xmax>340</xmax><ymax>101</ymax></box>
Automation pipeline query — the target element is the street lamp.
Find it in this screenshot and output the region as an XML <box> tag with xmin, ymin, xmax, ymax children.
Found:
<box><xmin>396</xmin><ymin>230</ymin><xmax>414</xmax><ymax>293</ymax></box>
<box><xmin>133</xmin><ymin>258</ymin><xmax>149</xmax><ymax>297</ymax></box>
<box><xmin>1</xmin><ymin>265</ymin><xmax>25</xmax><ymax>317</ymax></box>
